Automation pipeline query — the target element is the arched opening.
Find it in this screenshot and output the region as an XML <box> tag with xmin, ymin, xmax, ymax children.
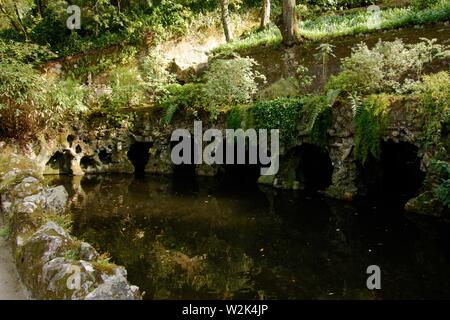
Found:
<box><xmin>358</xmin><ymin>140</ymin><xmax>425</xmax><ymax>205</ymax></box>
<box><xmin>98</xmin><ymin>149</ymin><xmax>113</xmax><ymax>165</ymax></box>
<box><xmin>80</xmin><ymin>156</ymin><xmax>99</xmax><ymax>171</ymax></box>
<box><xmin>296</xmin><ymin>144</ymin><xmax>333</xmax><ymax>192</ymax></box>
<box><xmin>127</xmin><ymin>142</ymin><xmax>153</xmax><ymax>174</ymax></box>
<box><xmin>216</xmin><ymin>139</ymin><xmax>263</xmax><ymax>187</ymax></box>
<box><xmin>170</xmin><ymin>139</ymin><xmax>197</xmax><ymax>178</ymax></box>
<box><xmin>45</xmin><ymin>150</ymin><xmax>73</xmax><ymax>175</ymax></box>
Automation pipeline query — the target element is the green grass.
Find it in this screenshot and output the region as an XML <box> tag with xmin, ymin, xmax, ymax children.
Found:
<box><xmin>213</xmin><ymin>0</ymin><xmax>450</xmax><ymax>55</ymax></box>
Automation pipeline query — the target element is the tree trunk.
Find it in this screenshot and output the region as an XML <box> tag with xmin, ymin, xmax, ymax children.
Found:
<box><xmin>13</xmin><ymin>1</ymin><xmax>28</xmax><ymax>40</ymax></box>
<box><xmin>0</xmin><ymin>0</ymin><xmax>27</xmax><ymax>39</ymax></box>
<box><xmin>278</xmin><ymin>0</ymin><xmax>300</xmax><ymax>46</ymax></box>
<box><xmin>220</xmin><ymin>0</ymin><xmax>232</xmax><ymax>43</ymax></box>
<box><xmin>260</xmin><ymin>0</ymin><xmax>271</xmax><ymax>30</ymax></box>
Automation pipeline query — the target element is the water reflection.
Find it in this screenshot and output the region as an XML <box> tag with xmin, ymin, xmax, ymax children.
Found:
<box><xmin>46</xmin><ymin>174</ymin><xmax>450</xmax><ymax>300</ymax></box>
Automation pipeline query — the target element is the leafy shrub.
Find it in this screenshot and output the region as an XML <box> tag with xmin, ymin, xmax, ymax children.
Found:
<box><xmin>0</xmin><ymin>39</ymin><xmax>56</xmax><ymax>65</ymax></box>
<box><xmin>429</xmin><ymin>160</ymin><xmax>450</xmax><ymax>207</ymax></box>
<box><xmin>140</xmin><ymin>50</ymin><xmax>175</xmax><ymax>103</ymax></box>
<box><xmin>413</xmin><ymin>71</ymin><xmax>450</xmax><ymax>152</ymax></box>
<box><xmin>203</xmin><ymin>55</ymin><xmax>266</xmax><ymax>120</ymax></box>
<box><xmin>326</xmin><ymin>38</ymin><xmax>450</xmax><ymax>95</ymax></box>
<box><xmin>50</xmin><ymin>78</ymin><xmax>88</xmax><ymax>117</ymax></box>
<box><xmin>411</xmin><ymin>0</ymin><xmax>439</xmax><ymax>10</ymax></box>
<box><xmin>0</xmin><ymin>60</ymin><xmax>47</xmax><ymax>140</ymax></box>
<box><xmin>159</xmin><ymin>83</ymin><xmax>205</xmax><ymax>125</ymax></box>
<box><xmin>98</xmin><ymin>66</ymin><xmax>146</xmax><ymax>126</ymax></box>
<box><xmin>252</xmin><ymin>98</ymin><xmax>304</xmax><ymax>145</ymax></box>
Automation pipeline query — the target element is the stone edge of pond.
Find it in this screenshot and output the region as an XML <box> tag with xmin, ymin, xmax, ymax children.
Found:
<box><xmin>0</xmin><ymin>151</ymin><xmax>141</xmax><ymax>300</ymax></box>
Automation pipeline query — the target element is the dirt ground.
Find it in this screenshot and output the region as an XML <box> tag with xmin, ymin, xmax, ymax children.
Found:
<box><xmin>0</xmin><ymin>223</ymin><xmax>27</xmax><ymax>300</ymax></box>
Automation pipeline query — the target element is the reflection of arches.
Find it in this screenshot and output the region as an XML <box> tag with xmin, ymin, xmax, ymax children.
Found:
<box><xmin>358</xmin><ymin>140</ymin><xmax>425</xmax><ymax>203</ymax></box>
<box><xmin>127</xmin><ymin>142</ymin><xmax>153</xmax><ymax>174</ymax></box>
<box><xmin>45</xmin><ymin>151</ymin><xmax>74</xmax><ymax>175</ymax></box>
<box><xmin>296</xmin><ymin>144</ymin><xmax>333</xmax><ymax>192</ymax></box>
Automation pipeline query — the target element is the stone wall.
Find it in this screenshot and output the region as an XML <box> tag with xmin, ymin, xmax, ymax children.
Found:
<box><xmin>17</xmin><ymin>95</ymin><xmax>446</xmax><ymax>217</ymax></box>
<box><xmin>0</xmin><ymin>150</ymin><xmax>141</xmax><ymax>300</ymax></box>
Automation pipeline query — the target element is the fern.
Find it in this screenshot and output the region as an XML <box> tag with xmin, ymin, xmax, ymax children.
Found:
<box><xmin>353</xmin><ymin>94</ymin><xmax>391</xmax><ymax>164</ymax></box>
<box><xmin>163</xmin><ymin>104</ymin><xmax>178</xmax><ymax>126</ymax></box>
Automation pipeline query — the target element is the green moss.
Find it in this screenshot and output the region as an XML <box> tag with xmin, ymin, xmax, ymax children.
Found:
<box><xmin>0</xmin><ymin>224</ymin><xmax>11</xmax><ymax>239</ymax></box>
<box><xmin>92</xmin><ymin>253</ymin><xmax>117</xmax><ymax>275</ymax></box>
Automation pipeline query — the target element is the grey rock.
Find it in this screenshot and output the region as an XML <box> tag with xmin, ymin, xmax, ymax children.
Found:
<box><xmin>43</xmin><ymin>186</ymin><xmax>68</xmax><ymax>213</ymax></box>
<box><xmin>79</xmin><ymin>242</ymin><xmax>99</xmax><ymax>261</ymax></box>
<box><xmin>85</xmin><ymin>274</ymin><xmax>140</xmax><ymax>300</ymax></box>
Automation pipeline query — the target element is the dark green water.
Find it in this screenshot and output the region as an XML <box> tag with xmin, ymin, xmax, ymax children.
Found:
<box><xmin>47</xmin><ymin>174</ymin><xmax>450</xmax><ymax>300</ymax></box>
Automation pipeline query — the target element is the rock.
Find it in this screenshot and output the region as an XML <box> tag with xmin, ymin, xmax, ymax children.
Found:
<box><xmin>405</xmin><ymin>191</ymin><xmax>445</xmax><ymax>217</ymax></box>
<box><xmin>42</xmin><ymin>258</ymin><xmax>96</xmax><ymax>299</ymax></box>
<box><xmin>85</xmin><ymin>274</ymin><xmax>141</xmax><ymax>300</ymax></box>
<box><xmin>79</xmin><ymin>242</ymin><xmax>99</xmax><ymax>261</ymax></box>
<box><xmin>22</xmin><ymin>186</ymin><xmax>68</xmax><ymax>214</ymax></box>
<box><xmin>43</xmin><ymin>186</ymin><xmax>68</xmax><ymax>214</ymax></box>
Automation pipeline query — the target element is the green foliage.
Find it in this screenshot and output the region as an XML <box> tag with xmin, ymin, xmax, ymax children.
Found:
<box><xmin>99</xmin><ymin>66</ymin><xmax>146</xmax><ymax>126</ymax></box>
<box><xmin>0</xmin><ymin>224</ymin><xmax>11</xmax><ymax>239</ymax></box>
<box><xmin>50</xmin><ymin>78</ymin><xmax>88</xmax><ymax>117</ymax></box>
<box><xmin>203</xmin><ymin>56</ymin><xmax>266</xmax><ymax>120</ymax></box>
<box><xmin>140</xmin><ymin>49</ymin><xmax>175</xmax><ymax>103</ymax></box>
<box><xmin>429</xmin><ymin>160</ymin><xmax>450</xmax><ymax>207</ymax></box>
<box><xmin>327</xmin><ymin>38</ymin><xmax>450</xmax><ymax>95</ymax></box>
<box><xmin>159</xmin><ymin>83</ymin><xmax>204</xmax><ymax>125</ymax></box>
<box><xmin>43</xmin><ymin>212</ymin><xmax>73</xmax><ymax>231</ymax></box>
<box><xmin>65</xmin><ymin>46</ymin><xmax>138</xmax><ymax>80</ymax></box>
<box><xmin>252</xmin><ymin>98</ymin><xmax>304</xmax><ymax>145</ymax></box>
<box><xmin>0</xmin><ymin>59</ymin><xmax>47</xmax><ymax>139</ymax></box>
<box><xmin>0</xmin><ymin>39</ymin><xmax>56</xmax><ymax>65</ymax></box>
<box><xmin>352</xmin><ymin>94</ymin><xmax>391</xmax><ymax>164</ymax></box>
<box><xmin>160</xmin><ymin>56</ymin><xmax>265</xmax><ymax>124</ymax></box>
<box><xmin>299</xmin><ymin>90</ymin><xmax>339</xmax><ymax>148</ymax></box>
<box><xmin>305</xmin><ymin>0</ymin><xmax>376</xmax><ymax>11</ymax></box>
<box><xmin>215</xmin><ymin>0</ymin><xmax>450</xmax><ymax>55</ymax></box>
<box><xmin>413</xmin><ymin>71</ymin><xmax>450</xmax><ymax>153</ymax></box>
<box><xmin>227</xmin><ymin>106</ymin><xmax>243</xmax><ymax>129</ymax></box>
<box><xmin>411</xmin><ymin>0</ymin><xmax>439</xmax><ymax>10</ymax></box>
<box><xmin>64</xmin><ymin>249</ymin><xmax>81</xmax><ymax>262</ymax></box>
<box><xmin>314</xmin><ymin>43</ymin><xmax>336</xmax><ymax>80</ymax></box>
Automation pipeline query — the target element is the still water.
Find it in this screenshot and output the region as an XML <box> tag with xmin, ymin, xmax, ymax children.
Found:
<box><xmin>47</xmin><ymin>174</ymin><xmax>450</xmax><ymax>300</ymax></box>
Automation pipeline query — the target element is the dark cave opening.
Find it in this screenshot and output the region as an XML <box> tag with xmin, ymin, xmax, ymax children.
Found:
<box><xmin>98</xmin><ymin>149</ymin><xmax>113</xmax><ymax>164</ymax></box>
<box><xmin>45</xmin><ymin>150</ymin><xmax>73</xmax><ymax>175</ymax></box>
<box><xmin>216</xmin><ymin>140</ymin><xmax>263</xmax><ymax>187</ymax></box>
<box><xmin>127</xmin><ymin>142</ymin><xmax>153</xmax><ymax>174</ymax></box>
<box><xmin>170</xmin><ymin>138</ymin><xmax>197</xmax><ymax>178</ymax></box>
<box><xmin>80</xmin><ymin>156</ymin><xmax>98</xmax><ymax>171</ymax></box>
<box><xmin>296</xmin><ymin>144</ymin><xmax>334</xmax><ymax>192</ymax></box>
<box><xmin>358</xmin><ymin>140</ymin><xmax>425</xmax><ymax>205</ymax></box>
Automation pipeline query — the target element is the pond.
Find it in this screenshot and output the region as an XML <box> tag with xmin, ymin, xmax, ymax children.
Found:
<box><xmin>46</xmin><ymin>174</ymin><xmax>450</xmax><ymax>300</ymax></box>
